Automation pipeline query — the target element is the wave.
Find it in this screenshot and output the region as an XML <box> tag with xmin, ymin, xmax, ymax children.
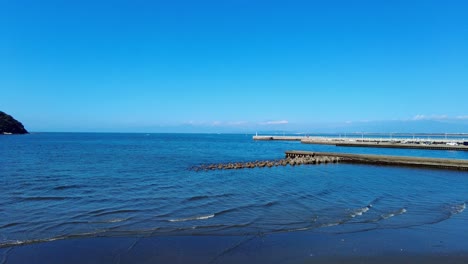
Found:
<box><xmin>451</xmin><ymin>203</ymin><xmax>466</xmax><ymax>215</ymax></box>
<box><xmin>166</xmin><ymin>221</ymin><xmax>255</xmax><ymax>234</ymax></box>
<box><xmin>185</xmin><ymin>193</ymin><xmax>232</xmax><ymax>202</ymax></box>
<box><xmin>187</xmin><ymin>195</ymin><xmax>211</xmax><ymax>201</ymax></box>
<box><xmin>215</xmin><ymin>201</ymin><xmax>278</xmax><ymax>217</ymax></box>
<box><xmin>0</xmin><ymin>236</ymin><xmax>71</xmax><ymax>249</ymax></box>
<box><xmin>337</xmin><ymin>202</ymin><xmax>464</xmax><ymax>234</ymax></box>
<box><xmin>349</xmin><ymin>202</ymin><xmax>464</xmax><ymax>232</ymax></box>
<box><xmin>0</xmin><ymin>223</ymin><xmax>21</xmax><ymax>229</ymax></box>
<box><xmin>316</xmin><ymin>202</ymin><xmax>376</xmax><ymax>229</ymax></box>
<box><xmin>98</xmin><ymin>218</ymin><xmax>129</xmax><ymax>223</ymax></box>
<box><xmin>355</xmin><ymin>207</ymin><xmax>407</xmax><ymax>224</ymax></box>
<box><xmin>380</xmin><ymin>208</ymin><xmax>407</xmax><ymax>220</ymax></box>
<box><xmin>350</xmin><ymin>205</ymin><xmax>371</xmax><ymax>218</ymax></box>
<box><xmin>17</xmin><ymin>196</ymin><xmax>76</xmax><ymax>201</ymax></box>
<box><xmin>286</xmin><ymin>226</ymin><xmax>312</xmax><ymax>232</ymax></box>
<box><xmin>42</xmin><ymin>221</ymin><xmax>90</xmax><ymax>231</ymax></box>
<box><xmin>3</xmin><ymin>200</ymin><xmax>464</xmax><ymax>249</ymax></box>
<box><xmin>168</xmin><ymin>214</ymin><xmax>215</xmax><ymax>222</ymax></box>
<box><xmin>214</xmin><ymin>208</ymin><xmax>239</xmax><ymax>217</ymax></box>
<box><xmin>0</xmin><ymin>230</ymin><xmax>109</xmax><ymax>249</ymax></box>
<box><xmin>53</xmin><ymin>184</ymin><xmax>84</xmax><ymax>191</ymax></box>
<box><xmin>319</xmin><ymin>222</ymin><xmax>341</xmax><ymax>228</ymax></box>
<box><xmin>93</xmin><ymin>209</ymin><xmax>140</xmax><ymax>217</ymax></box>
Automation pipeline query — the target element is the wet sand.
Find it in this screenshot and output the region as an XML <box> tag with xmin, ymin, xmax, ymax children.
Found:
<box><xmin>2</xmin><ymin>223</ymin><xmax>468</xmax><ymax>264</ymax></box>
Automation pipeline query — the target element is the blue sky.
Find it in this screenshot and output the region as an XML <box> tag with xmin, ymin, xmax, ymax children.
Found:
<box><xmin>1</xmin><ymin>0</ymin><xmax>467</xmax><ymax>132</ymax></box>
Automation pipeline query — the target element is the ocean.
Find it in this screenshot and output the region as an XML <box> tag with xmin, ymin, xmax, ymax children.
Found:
<box><xmin>1</xmin><ymin>133</ymin><xmax>468</xmax><ymax>263</ymax></box>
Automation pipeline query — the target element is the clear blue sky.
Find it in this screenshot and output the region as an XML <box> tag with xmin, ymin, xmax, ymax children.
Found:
<box><xmin>1</xmin><ymin>0</ymin><xmax>467</xmax><ymax>132</ymax></box>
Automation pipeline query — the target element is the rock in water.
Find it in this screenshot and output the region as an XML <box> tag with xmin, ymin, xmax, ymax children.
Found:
<box><xmin>0</xmin><ymin>111</ymin><xmax>28</xmax><ymax>134</ymax></box>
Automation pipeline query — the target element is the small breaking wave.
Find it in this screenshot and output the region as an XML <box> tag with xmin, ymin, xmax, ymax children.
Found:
<box><xmin>96</xmin><ymin>218</ymin><xmax>129</xmax><ymax>224</ymax></box>
<box><xmin>0</xmin><ymin>230</ymin><xmax>108</xmax><ymax>249</ymax></box>
<box><xmin>450</xmin><ymin>203</ymin><xmax>466</xmax><ymax>215</ymax></box>
<box><xmin>350</xmin><ymin>205</ymin><xmax>371</xmax><ymax>218</ymax></box>
<box><xmin>168</xmin><ymin>214</ymin><xmax>215</xmax><ymax>222</ymax></box>
<box><xmin>380</xmin><ymin>208</ymin><xmax>407</xmax><ymax>220</ymax></box>
<box><xmin>319</xmin><ymin>222</ymin><xmax>341</xmax><ymax>228</ymax></box>
<box><xmin>363</xmin><ymin>208</ymin><xmax>407</xmax><ymax>223</ymax></box>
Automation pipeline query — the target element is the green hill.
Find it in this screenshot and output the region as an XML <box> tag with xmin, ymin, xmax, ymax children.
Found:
<box><xmin>0</xmin><ymin>111</ymin><xmax>28</xmax><ymax>134</ymax></box>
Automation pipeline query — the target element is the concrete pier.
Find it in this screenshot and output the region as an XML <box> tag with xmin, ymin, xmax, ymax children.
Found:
<box><xmin>285</xmin><ymin>150</ymin><xmax>468</xmax><ymax>170</ymax></box>
<box><xmin>193</xmin><ymin>151</ymin><xmax>468</xmax><ymax>171</ymax></box>
<box><xmin>301</xmin><ymin>138</ymin><xmax>468</xmax><ymax>151</ymax></box>
<box><xmin>253</xmin><ymin>135</ymin><xmax>468</xmax><ymax>151</ymax></box>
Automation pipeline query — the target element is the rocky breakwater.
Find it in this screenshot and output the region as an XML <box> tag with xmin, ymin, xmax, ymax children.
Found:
<box><xmin>191</xmin><ymin>155</ymin><xmax>342</xmax><ymax>171</ymax></box>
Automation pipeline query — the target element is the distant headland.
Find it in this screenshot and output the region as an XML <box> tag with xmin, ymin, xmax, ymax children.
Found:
<box><xmin>0</xmin><ymin>111</ymin><xmax>28</xmax><ymax>134</ymax></box>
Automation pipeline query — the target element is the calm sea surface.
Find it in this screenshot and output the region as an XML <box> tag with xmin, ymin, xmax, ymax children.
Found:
<box><xmin>1</xmin><ymin>133</ymin><xmax>468</xmax><ymax>248</ymax></box>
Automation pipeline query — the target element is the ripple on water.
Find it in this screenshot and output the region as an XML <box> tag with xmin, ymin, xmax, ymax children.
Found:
<box><xmin>2</xmin><ymin>133</ymin><xmax>468</xmax><ymax>248</ymax></box>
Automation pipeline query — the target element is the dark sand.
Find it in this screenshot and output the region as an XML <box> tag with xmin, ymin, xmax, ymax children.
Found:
<box><xmin>2</xmin><ymin>225</ymin><xmax>468</xmax><ymax>264</ymax></box>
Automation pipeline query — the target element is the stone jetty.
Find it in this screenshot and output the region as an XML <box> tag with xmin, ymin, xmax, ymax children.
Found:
<box><xmin>192</xmin><ymin>151</ymin><xmax>468</xmax><ymax>172</ymax></box>
<box><xmin>286</xmin><ymin>151</ymin><xmax>468</xmax><ymax>170</ymax></box>
<box><xmin>191</xmin><ymin>155</ymin><xmax>342</xmax><ymax>171</ymax></box>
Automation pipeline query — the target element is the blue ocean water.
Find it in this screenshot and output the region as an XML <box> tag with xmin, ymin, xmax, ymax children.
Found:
<box><xmin>1</xmin><ymin>133</ymin><xmax>467</xmax><ymax>248</ymax></box>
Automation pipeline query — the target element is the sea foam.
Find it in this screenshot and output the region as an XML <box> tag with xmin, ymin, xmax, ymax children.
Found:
<box><xmin>169</xmin><ymin>214</ymin><xmax>215</xmax><ymax>222</ymax></box>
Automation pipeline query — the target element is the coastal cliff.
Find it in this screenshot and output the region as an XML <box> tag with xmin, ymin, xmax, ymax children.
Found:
<box><xmin>0</xmin><ymin>111</ymin><xmax>28</xmax><ymax>134</ymax></box>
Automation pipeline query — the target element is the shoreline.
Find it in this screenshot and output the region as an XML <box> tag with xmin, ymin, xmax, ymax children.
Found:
<box><xmin>2</xmin><ymin>227</ymin><xmax>468</xmax><ymax>264</ymax></box>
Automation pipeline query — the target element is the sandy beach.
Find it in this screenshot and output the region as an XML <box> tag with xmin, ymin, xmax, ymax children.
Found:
<box><xmin>3</xmin><ymin>219</ymin><xmax>468</xmax><ymax>264</ymax></box>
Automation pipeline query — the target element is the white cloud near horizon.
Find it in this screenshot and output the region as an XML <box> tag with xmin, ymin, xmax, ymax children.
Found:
<box><xmin>227</xmin><ymin>121</ymin><xmax>249</xmax><ymax>126</ymax></box>
<box><xmin>183</xmin><ymin>120</ymin><xmax>250</xmax><ymax>127</ymax></box>
<box><xmin>412</xmin><ymin>114</ymin><xmax>449</xmax><ymax>121</ymax></box>
<box><xmin>259</xmin><ymin>120</ymin><xmax>289</xmax><ymax>125</ymax></box>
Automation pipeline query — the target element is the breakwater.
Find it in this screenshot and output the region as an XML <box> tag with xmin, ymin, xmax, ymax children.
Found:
<box><xmin>191</xmin><ymin>155</ymin><xmax>342</xmax><ymax>171</ymax></box>
<box><xmin>192</xmin><ymin>151</ymin><xmax>468</xmax><ymax>171</ymax></box>
<box><xmin>286</xmin><ymin>151</ymin><xmax>468</xmax><ymax>170</ymax></box>
<box><xmin>252</xmin><ymin>136</ymin><xmax>304</xmax><ymax>141</ymax></box>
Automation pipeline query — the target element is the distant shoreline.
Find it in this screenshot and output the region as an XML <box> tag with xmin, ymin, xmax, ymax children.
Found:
<box><xmin>254</xmin><ymin>135</ymin><xmax>468</xmax><ymax>151</ymax></box>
